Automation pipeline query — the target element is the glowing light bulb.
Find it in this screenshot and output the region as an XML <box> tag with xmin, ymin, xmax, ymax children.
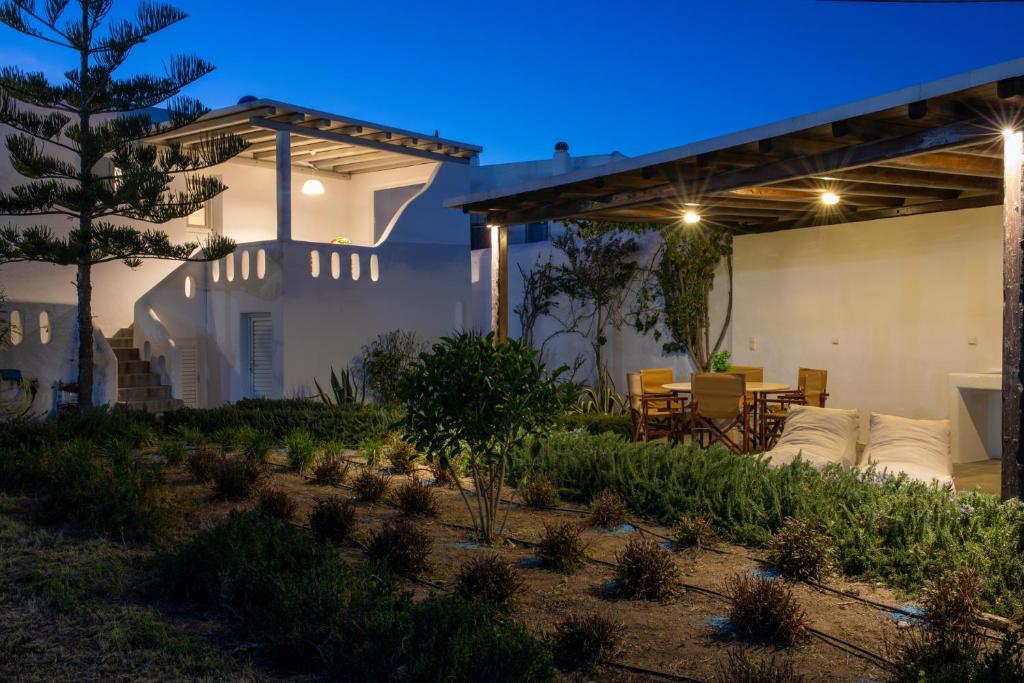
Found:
<box><xmin>821</xmin><ymin>191</ymin><xmax>841</xmax><ymax>206</ymax></box>
<box><xmin>302</xmin><ymin>178</ymin><xmax>325</xmax><ymax>195</ymax></box>
<box><xmin>1004</xmin><ymin>127</ymin><xmax>1017</xmax><ymax>137</ymax></box>
<box><xmin>682</xmin><ymin>210</ymin><xmax>701</xmax><ymax>224</ymax></box>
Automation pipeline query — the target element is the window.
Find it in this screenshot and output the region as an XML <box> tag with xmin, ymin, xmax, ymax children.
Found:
<box><xmin>186</xmin><ymin>204</ymin><xmax>209</xmax><ymax>231</ymax></box>
<box><xmin>256</xmin><ymin>249</ymin><xmax>267</xmax><ymax>279</ymax></box>
<box><xmin>38</xmin><ymin>310</ymin><xmax>51</xmax><ymax>345</ymax></box>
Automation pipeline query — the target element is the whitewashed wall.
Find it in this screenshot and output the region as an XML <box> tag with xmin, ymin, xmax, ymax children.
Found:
<box><xmin>730</xmin><ymin>205</ymin><xmax>1002</xmax><ymax>440</ymax></box>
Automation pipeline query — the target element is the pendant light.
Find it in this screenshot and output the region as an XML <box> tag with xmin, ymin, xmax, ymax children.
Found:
<box><xmin>302</xmin><ymin>150</ymin><xmax>325</xmax><ymax>196</ymax></box>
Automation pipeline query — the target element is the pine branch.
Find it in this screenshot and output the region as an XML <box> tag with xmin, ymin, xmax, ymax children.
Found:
<box><xmin>0</xmin><ymin>67</ymin><xmax>76</xmax><ymax>111</ymax></box>
<box><xmin>86</xmin><ymin>222</ymin><xmax>234</xmax><ymax>264</ymax></box>
<box><xmin>0</xmin><ymin>223</ymin><xmax>78</xmax><ymax>264</ymax></box>
<box><xmin>0</xmin><ymin>0</ymin><xmax>74</xmax><ymax>47</ymax></box>
<box><xmin>91</xmin><ymin>55</ymin><xmax>214</xmax><ymax>113</ymax></box>
<box><xmin>0</xmin><ymin>179</ymin><xmax>81</xmax><ymax>215</ymax></box>
<box><xmin>5</xmin><ymin>133</ymin><xmax>79</xmax><ymax>179</ymax></box>
<box><xmin>0</xmin><ymin>91</ymin><xmax>74</xmax><ymax>149</ymax></box>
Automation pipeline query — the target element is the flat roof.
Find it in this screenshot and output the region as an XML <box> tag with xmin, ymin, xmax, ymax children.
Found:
<box><xmin>448</xmin><ymin>57</ymin><xmax>1024</xmax><ymax>233</ymax></box>
<box><xmin>147</xmin><ymin>98</ymin><xmax>482</xmax><ymax>177</ymax></box>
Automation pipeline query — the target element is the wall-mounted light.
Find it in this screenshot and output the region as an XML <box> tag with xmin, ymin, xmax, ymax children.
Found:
<box><xmin>821</xmin><ymin>191</ymin><xmax>841</xmax><ymax>206</ymax></box>
<box><xmin>1004</xmin><ymin>127</ymin><xmax>1017</xmax><ymax>137</ymax></box>
<box><xmin>682</xmin><ymin>210</ymin><xmax>701</xmax><ymax>224</ymax></box>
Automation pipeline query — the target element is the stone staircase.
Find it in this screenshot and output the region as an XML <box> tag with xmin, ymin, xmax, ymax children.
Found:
<box><xmin>107</xmin><ymin>326</ymin><xmax>183</xmax><ymax>413</ymax></box>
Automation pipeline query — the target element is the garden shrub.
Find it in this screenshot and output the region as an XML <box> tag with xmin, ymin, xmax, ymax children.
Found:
<box><xmin>536</xmin><ymin>522</ymin><xmax>588</xmax><ymax>573</ymax></box>
<box><xmin>211</xmin><ymin>455</ymin><xmax>266</xmax><ymax>500</ymax></box>
<box><xmin>552</xmin><ymin>612</ymin><xmax>624</xmax><ymax>671</ymax></box>
<box><xmin>588</xmin><ymin>489</ymin><xmax>627</xmax><ymax>528</ymax></box>
<box><xmin>614</xmin><ymin>537</ymin><xmax>681</xmax><ymax>600</ymax></box>
<box><xmin>394</xmin><ymin>479</ymin><xmax>439</xmax><ymax>516</ymax></box>
<box><xmin>2</xmin><ymin>406</ymin><xmax>160</xmax><ymax>457</ymax></box>
<box><xmin>162</xmin><ymin>512</ymin><xmax>552</xmax><ymax>680</ymax></box>
<box><xmin>673</xmin><ymin>514</ymin><xmax>717</xmax><ymax>550</ymax></box>
<box><xmin>238</xmin><ymin>427</ymin><xmax>273</xmax><ymax>463</ymax></box>
<box><xmin>511</xmin><ymin>431</ymin><xmax>1024</xmax><ymax>616</ymax></box>
<box><xmin>157</xmin><ymin>438</ymin><xmax>186</xmax><ymax>466</ymax></box>
<box><xmin>309</xmin><ymin>496</ymin><xmax>357</xmax><ymax>545</ymax></box>
<box><xmin>428</xmin><ymin>452</ymin><xmax>462</xmax><ymax>487</ymax></box>
<box><xmin>768</xmin><ymin>517</ymin><xmax>834</xmax><ymax>581</ymax></box>
<box><xmin>352</xmin><ymin>469</ymin><xmax>390</xmax><ymax>502</ymax></box>
<box><xmin>311</xmin><ymin>454</ymin><xmax>348</xmax><ymax>486</ymax></box>
<box><xmin>382</xmin><ymin>432</ymin><xmax>419</xmax><ymax>474</ymax></box>
<box><xmin>555</xmin><ymin>412</ymin><xmax>633</xmax><ymax>438</ymax></box>
<box><xmin>726</xmin><ymin>573</ymin><xmax>808</xmax><ymax>647</ymax></box>
<box><xmin>258</xmin><ymin>488</ymin><xmax>297</xmax><ymax>521</ymax></box>
<box><xmin>358</xmin><ymin>436</ymin><xmax>384</xmax><ymax>467</ymax></box>
<box><xmin>518</xmin><ymin>474</ymin><xmax>559</xmax><ymax>508</ymax></box>
<box><xmin>366</xmin><ymin>518</ymin><xmax>433</xmax><ymax>575</ymax></box>
<box><xmin>357</xmin><ymin>329</ymin><xmax>426</xmax><ymax>404</ymax></box>
<box><xmin>712</xmin><ymin>651</ymin><xmax>804</xmax><ymax>683</ymax></box>
<box><xmin>283</xmin><ymin>429</ymin><xmax>317</xmax><ymax>473</ymax></box>
<box><xmin>185</xmin><ymin>445</ymin><xmax>220</xmax><ymax>483</ymax></box>
<box><xmin>454</xmin><ymin>554</ymin><xmax>524</xmax><ymax>611</ymax></box>
<box><xmin>163</xmin><ymin>399</ymin><xmax>401</xmax><ymax>444</ymax></box>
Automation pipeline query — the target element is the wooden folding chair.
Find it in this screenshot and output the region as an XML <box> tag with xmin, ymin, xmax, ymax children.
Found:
<box><xmin>763</xmin><ymin>368</ymin><xmax>829</xmax><ymax>449</ymax></box>
<box><xmin>691</xmin><ymin>372</ymin><xmax>751</xmax><ymax>453</ymax></box>
<box><xmin>627</xmin><ymin>370</ymin><xmax>686</xmax><ymax>443</ymax></box>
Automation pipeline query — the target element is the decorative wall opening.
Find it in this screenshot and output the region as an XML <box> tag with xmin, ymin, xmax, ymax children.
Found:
<box><xmin>225</xmin><ymin>253</ymin><xmax>235</xmax><ymax>282</ymax></box>
<box><xmin>331</xmin><ymin>252</ymin><xmax>341</xmax><ymax>279</ymax></box>
<box><xmin>38</xmin><ymin>310</ymin><xmax>51</xmax><ymax>345</ymax></box>
<box><xmin>184</xmin><ymin>275</ymin><xmax>195</xmax><ymax>299</ymax></box>
<box><xmin>256</xmin><ymin>248</ymin><xmax>267</xmax><ymax>279</ymax></box>
<box><xmin>370</xmin><ymin>254</ymin><xmax>379</xmax><ymax>282</ymax></box>
<box><xmin>350</xmin><ymin>253</ymin><xmax>360</xmax><ymax>280</ymax></box>
<box><xmin>241</xmin><ymin>250</ymin><xmax>251</xmax><ymax>280</ymax></box>
<box><xmin>310</xmin><ymin>249</ymin><xmax>321</xmax><ymax>278</ymax></box>
<box><xmin>8</xmin><ymin>310</ymin><xmax>22</xmax><ymax>345</ymax></box>
<box><xmin>211</xmin><ymin>259</ymin><xmax>220</xmax><ymax>283</ymax></box>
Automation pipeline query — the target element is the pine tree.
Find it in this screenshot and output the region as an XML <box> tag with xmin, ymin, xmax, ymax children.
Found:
<box><xmin>0</xmin><ymin>0</ymin><xmax>246</xmax><ymax>409</ymax></box>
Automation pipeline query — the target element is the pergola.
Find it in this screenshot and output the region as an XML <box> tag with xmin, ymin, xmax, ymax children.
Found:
<box><xmin>445</xmin><ymin>58</ymin><xmax>1024</xmax><ymax>499</ymax></box>
<box><xmin>147</xmin><ymin>98</ymin><xmax>481</xmax><ymax>240</ymax></box>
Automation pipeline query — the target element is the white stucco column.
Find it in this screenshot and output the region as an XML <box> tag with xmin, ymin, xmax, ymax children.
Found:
<box><xmin>276</xmin><ymin>131</ymin><xmax>291</xmax><ymax>241</ymax></box>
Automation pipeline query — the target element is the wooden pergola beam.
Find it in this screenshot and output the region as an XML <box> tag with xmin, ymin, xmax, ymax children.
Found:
<box><xmin>486</xmin><ymin>120</ymin><xmax>994</xmax><ymax>225</ymax></box>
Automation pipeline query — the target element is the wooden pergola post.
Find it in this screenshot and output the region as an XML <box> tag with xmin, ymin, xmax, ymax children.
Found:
<box><xmin>276</xmin><ymin>131</ymin><xmax>292</xmax><ymax>241</ymax></box>
<box><xmin>489</xmin><ymin>223</ymin><xmax>509</xmax><ymax>342</ymax></box>
<box><xmin>1003</xmin><ymin>130</ymin><xmax>1024</xmax><ymax>500</ymax></box>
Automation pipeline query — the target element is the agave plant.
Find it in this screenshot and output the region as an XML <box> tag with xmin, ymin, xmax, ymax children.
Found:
<box><xmin>314</xmin><ymin>367</ymin><xmax>364</xmax><ymax>406</ymax></box>
<box><xmin>575</xmin><ymin>366</ymin><xmax>625</xmax><ymax>416</ymax></box>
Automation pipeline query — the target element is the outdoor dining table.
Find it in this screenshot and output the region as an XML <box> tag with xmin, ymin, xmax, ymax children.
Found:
<box><xmin>662</xmin><ymin>381</ymin><xmax>791</xmax><ymax>451</ymax></box>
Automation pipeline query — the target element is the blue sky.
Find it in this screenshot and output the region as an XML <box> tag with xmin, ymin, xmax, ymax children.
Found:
<box><xmin>3</xmin><ymin>0</ymin><xmax>1024</xmax><ymax>163</ymax></box>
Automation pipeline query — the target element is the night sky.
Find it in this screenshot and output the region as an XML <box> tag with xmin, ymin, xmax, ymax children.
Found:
<box><xmin>3</xmin><ymin>0</ymin><xmax>1024</xmax><ymax>163</ymax></box>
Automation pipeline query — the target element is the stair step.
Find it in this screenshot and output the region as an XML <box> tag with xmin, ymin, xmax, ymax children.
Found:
<box><xmin>119</xmin><ymin>359</ymin><xmax>150</xmax><ymax>375</ymax></box>
<box><xmin>107</xmin><ymin>336</ymin><xmax>135</xmax><ymax>349</ymax></box>
<box><xmin>112</xmin><ymin>347</ymin><xmax>140</xmax><ymax>361</ymax></box>
<box><xmin>118</xmin><ymin>385</ymin><xmax>171</xmax><ymax>402</ymax></box>
<box><xmin>119</xmin><ymin>372</ymin><xmax>161</xmax><ymax>388</ymax></box>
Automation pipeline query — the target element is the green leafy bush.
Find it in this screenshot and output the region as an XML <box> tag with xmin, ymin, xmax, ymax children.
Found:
<box><xmin>614</xmin><ymin>537</ymin><xmax>681</xmax><ymax>600</ymax></box>
<box><xmin>712</xmin><ymin>651</ymin><xmax>804</xmax><ymax>683</ymax></box>
<box><xmin>357</xmin><ymin>329</ymin><xmax>425</xmax><ymax>404</ymax></box>
<box><xmin>163</xmin><ymin>400</ymin><xmax>401</xmax><ymax>444</ymax></box>
<box><xmin>283</xmin><ymin>429</ymin><xmax>317</xmax><ymax>473</ymax></box>
<box><xmin>552</xmin><ymin>612</ymin><xmax>624</xmax><ymax>671</ymax></box>
<box><xmin>158</xmin><ymin>438</ymin><xmax>186</xmax><ymax>466</ymax></box>
<box><xmin>311</xmin><ymin>454</ymin><xmax>349</xmax><ymax>486</ymax></box>
<box><xmin>237</xmin><ymin>426</ymin><xmax>273</xmax><ymax>463</ymax></box>
<box><xmin>394</xmin><ymin>480</ymin><xmax>439</xmax><ymax>517</ymax></box>
<box><xmin>309</xmin><ymin>496</ymin><xmax>357</xmax><ymax>545</ymax></box>
<box><xmin>366</xmin><ymin>518</ymin><xmax>432</xmax><ymax>575</ymax></box>
<box><xmin>768</xmin><ymin>517</ymin><xmax>834</xmax><ymax>581</ymax></box>
<box><xmin>185</xmin><ymin>445</ymin><xmax>221</xmax><ymax>483</ymax></box>
<box><xmin>726</xmin><ymin>573</ymin><xmax>808</xmax><ymax>646</ymax></box>
<box><xmin>382</xmin><ymin>432</ymin><xmax>419</xmax><ymax>474</ymax></box>
<box><xmin>556</xmin><ymin>413</ymin><xmax>633</xmax><ymax>438</ymax></box>
<box><xmin>511</xmin><ymin>431</ymin><xmax>1024</xmax><ymax>616</ymax></box>
<box><xmin>454</xmin><ymin>554</ymin><xmax>524</xmax><ymax>612</ymax></box>
<box><xmin>536</xmin><ymin>522</ymin><xmax>588</xmax><ymax>574</ymax></box>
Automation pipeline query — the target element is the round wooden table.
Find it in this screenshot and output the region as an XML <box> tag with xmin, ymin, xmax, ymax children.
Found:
<box><xmin>662</xmin><ymin>381</ymin><xmax>791</xmax><ymax>450</ymax></box>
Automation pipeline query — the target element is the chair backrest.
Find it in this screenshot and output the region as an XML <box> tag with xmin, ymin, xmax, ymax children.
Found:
<box><xmin>639</xmin><ymin>368</ymin><xmax>673</xmax><ymax>395</ymax></box>
<box><xmin>730</xmin><ymin>365</ymin><xmax>764</xmax><ymax>384</ymax></box>
<box><xmin>692</xmin><ymin>372</ymin><xmax>746</xmax><ymax>419</ymax></box>
<box><xmin>627</xmin><ymin>372</ymin><xmax>643</xmax><ymax>412</ymax></box>
<box><xmin>798</xmin><ymin>368</ymin><xmax>828</xmax><ymax>407</ymax></box>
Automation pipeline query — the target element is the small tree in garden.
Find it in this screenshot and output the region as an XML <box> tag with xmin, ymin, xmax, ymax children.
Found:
<box><xmin>514</xmin><ymin>255</ymin><xmax>559</xmax><ymax>355</ymax></box>
<box><xmin>634</xmin><ymin>225</ymin><xmax>733</xmax><ymax>372</ymax></box>
<box><xmin>399</xmin><ymin>331</ymin><xmax>562</xmax><ymax>543</ymax></box>
<box><xmin>0</xmin><ymin>0</ymin><xmax>245</xmax><ymax>409</ymax></box>
<box><xmin>357</xmin><ymin>329</ymin><xmax>425</xmax><ymax>404</ymax></box>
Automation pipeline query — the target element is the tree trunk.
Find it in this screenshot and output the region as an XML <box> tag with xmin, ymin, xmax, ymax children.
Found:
<box><xmin>76</xmin><ymin>260</ymin><xmax>94</xmax><ymax>409</ymax></box>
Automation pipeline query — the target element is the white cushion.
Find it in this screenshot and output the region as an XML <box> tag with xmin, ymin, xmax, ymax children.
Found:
<box><xmin>766</xmin><ymin>405</ymin><xmax>859</xmax><ymax>469</ymax></box>
<box><xmin>860</xmin><ymin>412</ymin><xmax>953</xmax><ymax>488</ymax></box>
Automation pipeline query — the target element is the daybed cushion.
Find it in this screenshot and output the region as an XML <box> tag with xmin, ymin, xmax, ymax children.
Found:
<box><xmin>765</xmin><ymin>405</ymin><xmax>859</xmax><ymax>469</ymax></box>
<box><xmin>860</xmin><ymin>412</ymin><xmax>953</xmax><ymax>488</ymax></box>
